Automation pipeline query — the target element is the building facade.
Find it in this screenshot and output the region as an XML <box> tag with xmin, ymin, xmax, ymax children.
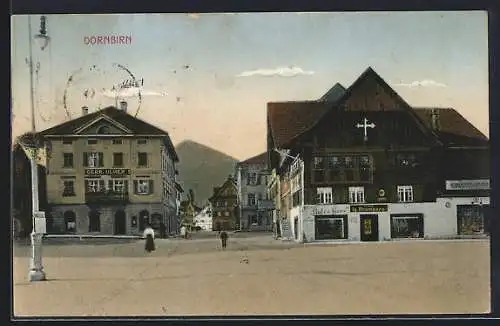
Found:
<box><xmin>267</xmin><ymin>67</ymin><xmax>490</xmax><ymax>243</ymax></box>
<box><xmin>209</xmin><ymin>175</ymin><xmax>239</xmax><ymax>231</ymax></box>
<box><xmin>38</xmin><ymin>104</ymin><xmax>180</xmax><ymax>236</ymax></box>
<box><xmin>236</xmin><ymin>152</ymin><xmax>272</xmax><ymax>231</ymax></box>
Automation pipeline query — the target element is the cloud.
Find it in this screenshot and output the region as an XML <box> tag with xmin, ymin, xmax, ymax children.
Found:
<box><xmin>394</xmin><ymin>80</ymin><xmax>447</xmax><ymax>88</ymax></box>
<box><xmin>236</xmin><ymin>66</ymin><xmax>315</xmax><ymax>78</ymax></box>
<box><xmin>101</xmin><ymin>87</ymin><xmax>167</xmax><ymax>98</ymax></box>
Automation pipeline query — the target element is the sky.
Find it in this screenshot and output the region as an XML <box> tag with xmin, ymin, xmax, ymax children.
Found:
<box><xmin>11</xmin><ymin>11</ymin><xmax>489</xmax><ymax>161</ymax></box>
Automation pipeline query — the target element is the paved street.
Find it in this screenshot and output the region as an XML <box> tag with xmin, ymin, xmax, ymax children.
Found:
<box><xmin>13</xmin><ymin>236</ymin><xmax>490</xmax><ymax>316</ymax></box>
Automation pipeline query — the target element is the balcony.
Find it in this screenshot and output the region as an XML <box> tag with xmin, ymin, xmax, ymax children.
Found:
<box><xmin>85</xmin><ymin>191</ymin><xmax>129</xmax><ymax>204</ymax></box>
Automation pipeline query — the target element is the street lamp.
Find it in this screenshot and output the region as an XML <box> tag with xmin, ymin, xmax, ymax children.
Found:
<box><xmin>25</xmin><ymin>15</ymin><xmax>49</xmax><ymax>282</ymax></box>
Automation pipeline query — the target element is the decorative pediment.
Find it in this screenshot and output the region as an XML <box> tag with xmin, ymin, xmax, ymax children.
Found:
<box><xmin>74</xmin><ymin>115</ymin><xmax>132</xmax><ymax>135</ymax></box>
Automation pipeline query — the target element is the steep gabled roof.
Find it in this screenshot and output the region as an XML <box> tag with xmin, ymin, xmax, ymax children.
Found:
<box><xmin>38</xmin><ymin>106</ymin><xmax>168</xmax><ymax>136</ymax></box>
<box><xmin>413</xmin><ymin>108</ymin><xmax>489</xmax><ymax>146</ymax></box>
<box><xmin>267</xmin><ymin>67</ymin><xmax>445</xmax><ymax>149</ymax></box>
<box><xmin>208</xmin><ymin>177</ymin><xmax>237</xmax><ymax>202</ymax></box>
<box><xmin>239</xmin><ymin>152</ymin><xmax>268</xmax><ymax>166</ymax></box>
<box><xmin>267</xmin><ymin>101</ymin><xmax>331</xmax><ymax>148</ymax></box>
<box><xmin>319</xmin><ymin>82</ymin><xmax>346</xmax><ymax>102</ymax></box>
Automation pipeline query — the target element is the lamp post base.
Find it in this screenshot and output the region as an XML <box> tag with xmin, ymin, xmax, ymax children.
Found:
<box><xmin>28</xmin><ymin>232</ymin><xmax>46</xmax><ymax>282</ymax></box>
<box><xmin>28</xmin><ymin>269</ymin><xmax>46</xmax><ymax>282</ymax></box>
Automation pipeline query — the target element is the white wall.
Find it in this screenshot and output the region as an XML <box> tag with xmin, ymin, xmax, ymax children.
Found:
<box><xmin>299</xmin><ymin>196</ymin><xmax>489</xmax><ymax>242</ymax></box>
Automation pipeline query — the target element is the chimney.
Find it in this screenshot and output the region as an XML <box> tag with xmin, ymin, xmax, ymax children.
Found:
<box><xmin>431</xmin><ymin>108</ymin><xmax>441</xmax><ymax>131</ymax></box>
<box><xmin>119</xmin><ymin>100</ymin><xmax>128</xmax><ymax>113</ymax></box>
<box><xmin>82</xmin><ymin>106</ymin><xmax>89</xmax><ymax>116</ymax></box>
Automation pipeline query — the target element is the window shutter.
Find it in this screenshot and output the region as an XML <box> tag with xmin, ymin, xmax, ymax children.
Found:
<box><xmin>108</xmin><ymin>180</ymin><xmax>113</xmax><ymax>191</ymax></box>
<box><xmin>83</xmin><ymin>152</ymin><xmax>88</xmax><ymax>167</ymax></box>
<box><xmin>98</xmin><ymin>152</ymin><xmax>104</xmax><ymax>167</ymax></box>
<box><xmin>133</xmin><ymin>180</ymin><xmax>138</xmax><ymax>194</ymax></box>
<box><xmin>149</xmin><ymin>180</ymin><xmax>154</xmax><ymax>194</ymax></box>
<box><xmin>256</xmin><ymin>175</ymin><xmax>261</xmax><ymax>185</ymax></box>
<box><xmin>124</xmin><ymin>180</ymin><xmax>129</xmax><ymax>193</ymax></box>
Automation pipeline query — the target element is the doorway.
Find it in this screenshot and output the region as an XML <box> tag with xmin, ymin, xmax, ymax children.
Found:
<box><xmin>360</xmin><ymin>214</ymin><xmax>379</xmax><ymax>241</ymax></box>
<box><xmin>114</xmin><ymin>210</ymin><xmax>126</xmax><ymax>235</ymax></box>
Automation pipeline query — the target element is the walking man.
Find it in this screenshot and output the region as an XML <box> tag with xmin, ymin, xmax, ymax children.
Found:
<box><xmin>219</xmin><ymin>230</ymin><xmax>228</xmax><ymax>250</ymax></box>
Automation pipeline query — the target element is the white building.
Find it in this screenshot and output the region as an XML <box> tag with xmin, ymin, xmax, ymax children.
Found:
<box><xmin>193</xmin><ymin>204</ymin><xmax>213</xmax><ymax>231</ymax></box>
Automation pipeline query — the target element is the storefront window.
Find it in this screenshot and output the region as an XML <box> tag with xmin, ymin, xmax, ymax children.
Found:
<box><xmin>457</xmin><ymin>205</ymin><xmax>488</xmax><ymax>235</ymax></box>
<box><xmin>390</xmin><ymin>214</ymin><xmax>424</xmax><ymax>238</ymax></box>
<box><xmin>315</xmin><ymin>215</ymin><xmax>348</xmax><ymax>240</ymax></box>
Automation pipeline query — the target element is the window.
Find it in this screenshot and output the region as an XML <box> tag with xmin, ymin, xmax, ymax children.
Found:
<box><xmin>391</xmin><ymin>214</ymin><xmax>424</xmax><ymax>238</ymax></box>
<box><xmin>251</xmin><ymin>215</ymin><xmax>258</xmax><ymax>225</ymax></box>
<box><xmin>62</xmin><ymin>180</ymin><xmax>75</xmax><ymax>197</ymax></box>
<box><xmin>113</xmin><ymin>152</ymin><xmax>124</xmax><ymax>167</ymax></box>
<box><xmin>457</xmin><ymin>205</ymin><xmax>489</xmax><ymax>235</ymax></box>
<box><xmin>247</xmin><ymin>193</ymin><xmax>256</xmax><ymax>206</ymax></box>
<box><xmin>97</xmin><ymin>126</ymin><xmax>110</xmax><ymax>134</ymax></box>
<box><xmin>224</xmin><ymin>211</ymin><xmax>229</xmax><ymax>217</ymax></box>
<box><xmin>135</xmin><ymin>179</ymin><xmax>153</xmax><ymax>195</ymax></box>
<box><xmin>62</xmin><ymin>138</ymin><xmax>73</xmax><ymax>145</ymax></box>
<box><xmin>85</xmin><ymin>179</ymin><xmax>105</xmax><ymax>193</ymax></box>
<box><xmin>312</xmin><ymin>156</ymin><xmax>325</xmax><ymax>183</ymax></box>
<box><xmin>112</xmin><ymin>139</ymin><xmax>123</xmax><ymax>145</ymax></box>
<box><xmin>247</xmin><ymin>172</ymin><xmax>257</xmax><ymax>185</ymax></box>
<box><xmin>328</xmin><ymin>156</ymin><xmax>340</xmax><ymax>169</ymax></box>
<box><xmin>317</xmin><ymin>187</ymin><xmax>333</xmax><ymax>204</ymax></box>
<box><xmin>218</xmin><ymin>212</ymin><xmax>222</xmax><ymax>217</ymax></box>
<box><xmin>138</xmin><ymin>152</ymin><xmax>148</xmax><ymax>167</ymax></box>
<box><xmin>137</xmin><ymin>139</ymin><xmax>148</xmax><ymax>144</ymax></box>
<box><xmin>315</xmin><ymin>215</ymin><xmax>348</xmax><ymax>240</ymax></box>
<box><xmin>63</xmin><ymin>153</ymin><xmax>74</xmax><ymax>168</ymax></box>
<box><xmin>111</xmin><ymin>180</ymin><xmax>128</xmax><ymax>193</ymax></box>
<box><xmin>292</xmin><ymin>191</ymin><xmax>301</xmax><ymax>207</ymax></box>
<box><xmin>397</xmin><ymin>185</ymin><xmax>414</xmax><ymax>203</ymax></box>
<box><xmin>349</xmin><ymin>186</ymin><xmax>365</xmax><ymax>203</ymax></box>
<box><xmin>344</xmin><ymin>156</ymin><xmax>354</xmax><ymax>168</ymax></box>
<box><xmin>83</xmin><ymin>152</ymin><xmax>104</xmax><ymax>167</ymax></box>
<box><xmin>396</xmin><ymin>153</ymin><xmax>418</xmax><ymax>168</ymax></box>
<box><xmin>87</xmin><ymin>139</ymin><xmax>98</xmax><ymax>145</ymax></box>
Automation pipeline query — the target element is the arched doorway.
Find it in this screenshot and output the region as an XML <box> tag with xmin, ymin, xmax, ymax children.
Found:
<box><xmin>88</xmin><ymin>210</ymin><xmax>101</xmax><ymax>232</ymax></box>
<box><xmin>114</xmin><ymin>210</ymin><xmax>126</xmax><ymax>235</ymax></box>
<box><xmin>138</xmin><ymin>210</ymin><xmax>149</xmax><ymax>231</ymax></box>
<box><xmin>64</xmin><ymin>211</ymin><xmax>76</xmax><ymax>233</ymax></box>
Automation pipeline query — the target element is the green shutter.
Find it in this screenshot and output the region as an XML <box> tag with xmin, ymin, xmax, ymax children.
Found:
<box><xmin>108</xmin><ymin>180</ymin><xmax>113</xmax><ymax>192</ymax></box>
<box><xmin>83</xmin><ymin>152</ymin><xmax>88</xmax><ymax>167</ymax></box>
<box><xmin>98</xmin><ymin>152</ymin><xmax>104</xmax><ymax>167</ymax></box>
<box><xmin>149</xmin><ymin>180</ymin><xmax>154</xmax><ymax>194</ymax></box>
<box><xmin>133</xmin><ymin>180</ymin><xmax>138</xmax><ymax>194</ymax></box>
<box><xmin>124</xmin><ymin>180</ymin><xmax>129</xmax><ymax>194</ymax></box>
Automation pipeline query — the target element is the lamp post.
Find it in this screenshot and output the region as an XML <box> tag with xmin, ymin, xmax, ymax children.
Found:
<box><xmin>26</xmin><ymin>15</ymin><xmax>50</xmax><ymax>282</ymax></box>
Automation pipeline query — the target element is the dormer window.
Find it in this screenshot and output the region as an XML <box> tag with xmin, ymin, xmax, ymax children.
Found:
<box><xmin>97</xmin><ymin>126</ymin><xmax>110</xmax><ymax>134</ymax></box>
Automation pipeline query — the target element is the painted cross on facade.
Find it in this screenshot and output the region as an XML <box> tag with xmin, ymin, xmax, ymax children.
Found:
<box><xmin>356</xmin><ymin>117</ymin><xmax>376</xmax><ymax>142</ymax></box>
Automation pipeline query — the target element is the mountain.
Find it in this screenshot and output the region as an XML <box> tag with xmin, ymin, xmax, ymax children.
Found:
<box><xmin>175</xmin><ymin>140</ymin><xmax>239</xmax><ymax>206</ymax></box>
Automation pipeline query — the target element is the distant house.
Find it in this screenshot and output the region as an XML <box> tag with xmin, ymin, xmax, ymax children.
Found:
<box><xmin>193</xmin><ymin>204</ymin><xmax>213</xmax><ymax>231</ymax></box>
<box><xmin>12</xmin><ymin>144</ymin><xmax>48</xmax><ymax>237</ymax></box>
<box><xmin>179</xmin><ymin>189</ymin><xmax>201</xmax><ymax>230</ymax></box>
<box><xmin>235</xmin><ymin>152</ymin><xmax>272</xmax><ymax>231</ymax></box>
<box><xmin>209</xmin><ymin>175</ymin><xmax>239</xmax><ymax>231</ymax></box>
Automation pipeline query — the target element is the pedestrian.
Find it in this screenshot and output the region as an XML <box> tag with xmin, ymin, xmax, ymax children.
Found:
<box><xmin>159</xmin><ymin>222</ymin><xmax>166</xmax><ymax>239</ymax></box>
<box><xmin>143</xmin><ymin>223</ymin><xmax>156</xmax><ymax>253</ymax></box>
<box><xmin>180</xmin><ymin>225</ymin><xmax>187</xmax><ymax>239</ymax></box>
<box><xmin>220</xmin><ymin>230</ymin><xmax>228</xmax><ymax>250</ymax></box>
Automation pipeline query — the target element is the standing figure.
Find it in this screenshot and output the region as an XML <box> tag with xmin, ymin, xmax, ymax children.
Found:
<box><xmin>180</xmin><ymin>225</ymin><xmax>187</xmax><ymax>239</ymax></box>
<box><xmin>143</xmin><ymin>223</ymin><xmax>156</xmax><ymax>253</ymax></box>
<box><xmin>220</xmin><ymin>230</ymin><xmax>228</xmax><ymax>250</ymax></box>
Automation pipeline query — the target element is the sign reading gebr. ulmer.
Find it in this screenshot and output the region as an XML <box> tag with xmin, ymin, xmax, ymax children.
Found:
<box><xmin>350</xmin><ymin>205</ymin><xmax>388</xmax><ymax>213</ymax></box>
<box><xmin>85</xmin><ymin>168</ymin><xmax>131</xmax><ymax>177</ymax></box>
<box><xmin>445</xmin><ymin>179</ymin><xmax>490</xmax><ymax>191</ymax></box>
